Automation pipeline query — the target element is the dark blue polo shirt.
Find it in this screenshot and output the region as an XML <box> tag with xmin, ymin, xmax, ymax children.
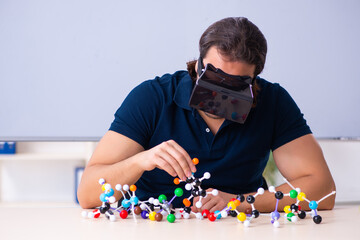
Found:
<box><xmin>109</xmin><ymin>70</ymin><xmax>311</xmax><ymax>207</ymax></box>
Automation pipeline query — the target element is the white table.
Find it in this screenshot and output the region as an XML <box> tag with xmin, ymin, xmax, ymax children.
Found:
<box><xmin>1</xmin><ymin>203</ymin><xmax>359</xmax><ymax>240</ymax></box>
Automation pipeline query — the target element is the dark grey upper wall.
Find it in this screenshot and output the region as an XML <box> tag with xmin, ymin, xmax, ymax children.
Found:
<box><xmin>1</xmin><ymin>0</ymin><xmax>359</xmax><ymax>141</ymax></box>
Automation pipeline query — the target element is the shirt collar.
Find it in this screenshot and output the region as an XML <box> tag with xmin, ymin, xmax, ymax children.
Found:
<box><xmin>173</xmin><ymin>73</ymin><xmax>193</xmax><ymax>111</ymax></box>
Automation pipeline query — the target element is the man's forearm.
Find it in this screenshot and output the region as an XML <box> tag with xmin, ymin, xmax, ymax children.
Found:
<box><xmin>77</xmin><ymin>153</ymin><xmax>145</xmax><ymax>209</ymax></box>
<box><xmin>238</xmin><ymin>174</ymin><xmax>336</xmax><ymax>213</ymax></box>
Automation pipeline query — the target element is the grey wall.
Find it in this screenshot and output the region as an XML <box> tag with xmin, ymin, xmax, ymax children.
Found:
<box><xmin>1</xmin><ymin>0</ymin><xmax>359</xmax><ymax>140</ymax></box>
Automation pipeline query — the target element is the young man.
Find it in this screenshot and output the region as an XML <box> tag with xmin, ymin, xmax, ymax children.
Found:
<box><xmin>77</xmin><ymin>17</ymin><xmax>335</xmax><ymax>213</ymax></box>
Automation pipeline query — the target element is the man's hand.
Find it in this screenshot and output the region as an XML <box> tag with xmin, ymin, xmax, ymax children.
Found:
<box><xmin>137</xmin><ymin>140</ymin><xmax>196</xmax><ymax>181</ymax></box>
<box><xmin>191</xmin><ymin>189</ymin><xmax>236</xmax><ymax>213</ymax></box>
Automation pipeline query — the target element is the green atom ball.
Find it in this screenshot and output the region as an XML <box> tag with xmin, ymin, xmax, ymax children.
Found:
<box><xmin>167</xmin><ymin>214</ymin><xmax>176</xmax><ymax>223</ymax></box>
<box><xmin>286</xmin><ymin>212</ymin><xmax>295</xmax><ymax>221</ymax></box>
<box><xmin>158</xmin><ymin>194</ymin><xmax>167</xmax><ymax>203</ymax></box>
<box><xmin>289</xmin><ymin>190</ymin><xmax>298</xmax><ymax>199</ymax></box>
<box><xmin>174</xmin><ymin>188</ymin><xmax>183</xmax><ymax>197</ymax></box>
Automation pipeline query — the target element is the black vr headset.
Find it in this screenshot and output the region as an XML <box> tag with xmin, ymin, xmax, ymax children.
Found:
<box><xmin>189</xmin><ymin>58</ymin><xmax>254</xmax><ymax>124</ymax></box>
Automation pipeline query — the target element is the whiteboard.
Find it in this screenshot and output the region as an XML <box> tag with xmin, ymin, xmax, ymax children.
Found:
<box><xmin>1</xmin><ymin>0</ymin><xmax>359</xmax><ymax>141</ymax></box>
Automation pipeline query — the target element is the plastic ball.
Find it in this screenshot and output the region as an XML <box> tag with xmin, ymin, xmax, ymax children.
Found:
<box><xmin>202</xmin><ymin>209</ymin><xmax>210</xmax><ymax>218</ymax></box>
<box><xmin>291</xmin><ymin>215</ymin><xmax>298</xmax><ymax>222</ymax></box>
<box><xmin>119</xmin><ymin>210</ymin><xmax>128</xmax><ymax>219</ymax></box>
<box><xmin>233</xmin><ymin>199</ymin><xmax>241</xmax><ymax>206</ymax></box>
<box><xmin>284</xmin><ymin>205</ymin><xmax>291</xmax><ymax>214</ymax></box>
<box><xmin>289</xmin><ymin>190</ymin><xmax>298</xmax><ymax>199</ymax></box>
<box><xmin>121</xmin><ymin>199</ymin><xmax>131</xmax><ymax>208</ymax></box>
<box><xmin>167</xmin><ymin>214</ymin><xmax>176</xmax><ymax>223</ymax></box>
<box><xmin>229</xmin><ymin>210</ymin><xmax>238</xmax><ymax>217</ymax></box>
<box><xmin>195</xmin><ymin>201</ymin><xmax>202</xmax><ymax>208</ymax></box>
<box><xmin>175</xmin><ymin>212</ymin><xmax>182</xmax><ymax>219</ymax></box>
<box><xmin>257</xmin><ymin>188</ymin><xmax>265</xmax><ymax>195</ymax></box>
<box><xmin>174</xmin><ymin>188</ymin><xmax>184</xmax><ymax>197</ymax></box>
<box><xmin>134</xmin><ymin>206</ymin><xmax>142</xmax><ymax>215</ymax></box>
<box><xmin>237</xmin><ymin>212</ymin><xmax>247</xmax><ymax>222</ymax></box>
<box><xmin>244</xmin><ymin>220</ymin><xmax>250</xmax><ymax>227</ymax></box>
<box><xmin>108</xmin><ymin>196</ymin><xmax>116</xmax><ymax>204</ymax></box>
<box><xmin>185</xmin><ymin>183</ymin><xmax>192</xmax><ymax>191</ymax></box>
<box><xmin>173</xmin><ymin>178</ymin><xmax>180</xmax><ymax>185</ymax></box>
<box><xmin>81</xmin><ymin>211</ymin><xmax>88</xmax><ymax>218</ymax></box>
<box><xmin>297</xmin><ymin>192</ymin><xmax>306</xmax><ymax>201</ymax></box>
<box><xmin>148</xmin><ymin>197</ymin><xmax>154</xmax><ymax>204</ymax></box>
<box><xmin>271</xmin><ymin>211</ymin><xmax>280</xmax><ymax>220</ymax></box>
<box><xmin>214</xmin><ymin>210</ymin><xmax>221</xmax><ymax>219</ymax></box>
<box><xmin>309</xmin><ymin>201</ymin><xmax>318</xmax><ymax>210</ymax></box>
<box><xmin>227</xmin><ymin>201</ymin><xmax>237</xmax><ymax>210</ymax></box>
<box><xmin>184</xmin><ymin>213</ymin><xmax>190</xmax><ymax>219</ymax></box>
<box><xmin>269</xmin><ymin>186</ymin><xmax>275</xmax><ymax>193</ymax></box>
<box><xmin>115</xmin><ymin>184</ymin><xmax>122</xmax><ymax>191</ymax></box>
<box><xmin>246</xmin><ymin>195</ymin><xmax>255</xmax><ymax>204</ymax></box>
<box><xmin>130</xmin><ymin>196</ymin><xmax>139</xmax><ymax>205</ymax></box>
<box><xmin>104</xmin><ymin>183</ymin><xmax>111</xmax><ymax>191</ymax></box>
<box><xmin>313</xmin><ymin>215</ymin><xmax>322</xmax><ymax>224</ymax></box>
<box><xmin>141</xmin><ymin>210</ymin><xmax>149</xmax><ymax>219</ymax></box>
<box><xmin>290</xmin><ymin>204</ymin><xmax>299</xmax><ymax>212</ymax></box>
<box><xmin>88</xmin><ymin>212</ymin><xmax>94</xmax><ymax>218</ymax></box>
<box><xmin>158</xmin><ymin>194</ymin><xmax>167</xmax><ymax>203</ymax></box>
<box><xmin>149</xmin><ymin>212</ymin><xmax>157</xmax><ymax>221</ymax></box>
<box><xmin>99</xmin><ymin>178</ymin><xmax>105</xmax><ymax>185</ymax></box>
<box><xmin>140</xmin><ymin>203</ymin><xmax>147</xmax><ymax>210</ymax></box>
<box><xmin>252</xmin><ymin>210</ymin><xmax>260</xmax><ymax>218</ymax></box>
<box><xmin>105</xmin><ymin>188</ymin><xmax>114</xmax><ymax>197</ymax></box>
<box><xmin>274</xmin><ymin>191</ymin><xmax>283</xmax><ymax>200</ymax></box>
<box><xmin>100</xmin><ymin>193</ymin><xmax>107</xmax><ymax>202</ymax></box>
<box><xmin>273</xmin><ymin>220</ymin><xmax>280</xmax><ymax>228</ymax></box>
<box><xmin>298</xmin><ymin>211</ymin><xmax>306</xmax><ymax>219</ymax></box>
<box><xmin>221</xmin><ymin>211</ymin><xmax>228</xmax><ymax>218</ymax></box>
<box><xmin>211</xmin><ymin>189</ymin><xmax>218</xmax><ymax>196</ymax></box>
<box><xmin>192</xmin><ymin>158</ymin><xmax>199</xmax><ymax>165</ymax></box>
<box><xmin>208</xmin><ymin>213</ymin><xmax>216</xmax><ymax>222</ymax></box>
<box><xmin>183</xmin><ymin>198</ymin><xmax>191</xmax><ymax>207</ymax></box>
<box><xmin>203</xmin><ymin>172</ymin><xmax>211</xmax><ymax>179</ymax></box>
<box><xmin>130</xmin><ymin>185</ymin><xmax>137</xmax><ymax>192</ymax></box>
<box><xmin>286</xmin><ymin>212</ymin><xmax>295</xmax><ymax>222</ymax></box>
<box><xmin>155</xmin><ymin>213</ymin><xmax>163</xmax><ymax>221</ymax></box>
<box><xmin>123</xmin><ymin>184</ymin><xmax>129</xmax><ymax>192</ymax></box>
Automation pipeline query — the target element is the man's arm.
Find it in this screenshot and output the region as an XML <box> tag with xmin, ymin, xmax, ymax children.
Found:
<box><xmin>77</xmin><ymin>131</ymin><xmax>196</xmax><ymax>209</ymax></box>
<box><xmin>193</xmin><ymin>134</ymin><xmax>336</xmax><ymax>213</ymax></box>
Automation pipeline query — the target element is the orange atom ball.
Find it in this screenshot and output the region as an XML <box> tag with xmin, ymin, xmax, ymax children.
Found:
<box><xmin>192</xmin><ymin>158</ymin><xmax>199</xmax><ymax>165</ymax></box>
<box><xmin>130</xmin><ymin>185</ymin><xmax>137</xmax><ymax>192</ymax></box>
<box><xmin>234</xmin><ymin>199</ymin><xmax>241</xmax><ymax>206</ymax></box>
<box><xmin>174</xmin><ymin>178</ymin><xmax>180</xmax><ymax>185</ymax></box>
<box><xmin>183</xmin><ymin>198</ymin><xmax>191</xmax><ymax>207</ymax></box>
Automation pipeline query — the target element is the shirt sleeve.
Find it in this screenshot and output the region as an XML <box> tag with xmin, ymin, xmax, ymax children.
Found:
<box><xmin>271</xmin><ymin>84</ymin><xmax>312</xmax><ymax>151</ymax></box>
<box><xmin>109</xmin><ymin>80</ymin><xmax>162</xmax><ymax>149</ymax></box>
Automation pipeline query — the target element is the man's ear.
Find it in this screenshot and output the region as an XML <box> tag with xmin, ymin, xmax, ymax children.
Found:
<box><xmin>195</xmin><ymin>60</ymin><xmax>199</xmax><ymax>77</ymax></box>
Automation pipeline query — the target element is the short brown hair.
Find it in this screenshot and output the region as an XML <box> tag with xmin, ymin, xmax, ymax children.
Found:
<box><xmin>187</xmin><ymin>17</ymin><xmax>267</xmax><ymax>106</ymax></box>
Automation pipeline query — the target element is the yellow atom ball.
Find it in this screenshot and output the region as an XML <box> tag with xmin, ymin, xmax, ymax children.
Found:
<box><xmin>297</xmin><ymin>192</ymin><xmax>306</xmax><ymax>201</ymax></box>
<box><xmin>149</xmin><ymin>212</ymin><xmax>157</xmax><ymax>221</ymax></box>
<box><xmin>102</xmin><ymin>184</ymin><xmax>106</xmax><ymax>191</ymax></box>
<box><xmin>284</xmin><ymin>205</ymin><xmax>291</xmax><ymax>214</ymax></box>
<box><xmin>227</xmin><ymin>201</ymin><xmax>236</xmax><ymax>210</ymax></box>
<box><xmin>237</xmin><ymin>212</ymin><xmax>247</xmax><ymax>222</ymax></box>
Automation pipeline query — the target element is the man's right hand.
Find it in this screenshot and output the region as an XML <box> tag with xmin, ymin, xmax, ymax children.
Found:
<box><xmin>137</xmin><ymin>140</ymin><xmax>196</xmax><ymax>181</ymax></box>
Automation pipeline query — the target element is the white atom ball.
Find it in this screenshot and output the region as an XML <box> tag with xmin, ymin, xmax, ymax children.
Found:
<box><xmin>195</xmin><ymin>201</ymin><xmax>202</xmax><ymax>208</ymax></box>
<box><xmin>212</xmin><ymin>189</ymin><xmax>219</xmax><ymax>196</ymax></box>
<box><xmin>203</xmin><ymin>172</ymin><xmax>211</xmax><ymax>179</ymax></box>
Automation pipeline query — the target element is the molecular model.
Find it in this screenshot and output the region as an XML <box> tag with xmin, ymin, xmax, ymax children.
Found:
<box><xmin>81</xmin><ymin>178</ymin><xmax>118</xmax><ymax>221</ymax></box>
<box><xmin>139</xmin><ymin>188</ymin><xmax>184</xmax><ymax>223</ymax></box>
<box><xmin>173</xmin><ymin>158</ymin><xmax>219</xmax><ymax>219</ymax></box>
<box><xmin>81</xmin><ymin>158</ymin><xmax>336</xmax><ymax>227</ymax></box>
<box><xmin>283</xmin><ymin>178</ymin><xmax>336</xmax><ymax>224</ymax></box>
